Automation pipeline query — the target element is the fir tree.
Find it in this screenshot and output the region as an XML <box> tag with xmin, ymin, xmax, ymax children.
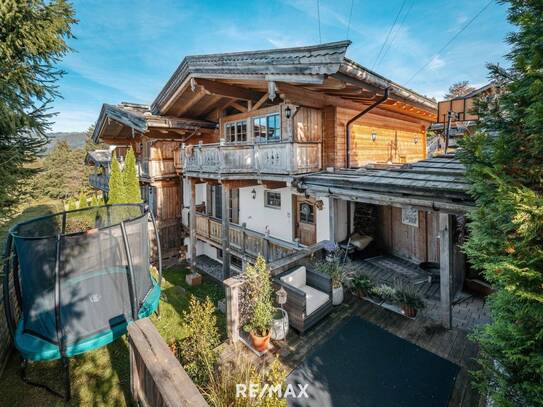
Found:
<box><xmin>78</xmin><ymin>191</ymin><xmax>87</xmax><ymax>209</ymax></box>
<box><xmin>0</xmin><ymin>0</ymin><xmax>76</xmax><ymax>215</ymax></box>
<box><xmin>67</xmin><ymin>197</ymin><xmax>76</xmax><ymax>211</ymax></box>
<box><xmin>91</xmin><ymin>194</ymin><xmax>98</xmax><ymax>207</ymax></box>
<box><xmin>108</xmin><ymin>154</ymin><xmax>125</xmax><ymax>204</ymax></box>
<box><xmin>123</xmin><ymin>147</ymin><xmax>142</xmax><ymax>203</ymax></box>
<box><xmin>459</xmin><ymin>1</ymin><xmax>543</xmax><ymax>405</ymax></box>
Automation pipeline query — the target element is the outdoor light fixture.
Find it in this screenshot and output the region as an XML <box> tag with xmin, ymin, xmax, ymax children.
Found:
<box><xmin>285</xmin><ymin>106</ymin><xmax>292</xmax><ymax>119</ymax></box>
<box><xmin>276</xmin><ymin>287</ymin><xmax>287</xmax><ymax>306</ymax></box>
<box><xmin>251</xmin><ymin>188</ymin><xmax>256</xmax><ymax>199</ymax></box>
<box><xmin>371</xmin><ymin>132</ymin><xmax>377</xmax><ymax>142</ymax></box>
<box><xmin>414</xmin><ymin>136</ymin><xmax>419</xmax><ymax>144</ymax></box>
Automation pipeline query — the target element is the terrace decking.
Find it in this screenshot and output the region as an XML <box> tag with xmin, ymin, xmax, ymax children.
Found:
<box><xmin>344</xmin><ymin>255</ymin><xmax>490</xmax><ymax>330</ymax></box>
<box><xmin>221</xmin><ymin>298</ymin><xmax>484</xmax><ymax>407</ymax></box>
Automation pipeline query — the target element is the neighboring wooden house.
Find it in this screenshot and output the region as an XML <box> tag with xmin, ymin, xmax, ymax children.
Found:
<box><xmin>429</xmin><ymin>83</ymin><xmax>500</xmax><ymax>154</ymax></box>
<box><xmin>89</xmin><ymin>40</ymin><xmax>475</xmax><ymax>327</ymax></box>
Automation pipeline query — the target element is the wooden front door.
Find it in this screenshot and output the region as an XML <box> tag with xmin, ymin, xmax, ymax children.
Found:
<box><xmin>295</xmin><ymin>196</ymin><xmax>316</xmax><ymax>245</ymax></box>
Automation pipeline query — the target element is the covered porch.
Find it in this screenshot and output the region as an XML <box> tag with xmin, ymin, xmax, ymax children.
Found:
<box><xmin>298</xmin><ymin>155</ymin><xmax>483</xmax><ymax>329</ymax></box>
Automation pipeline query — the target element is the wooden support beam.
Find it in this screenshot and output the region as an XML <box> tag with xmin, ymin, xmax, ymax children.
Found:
<box><xmin>175</xmin><ymin>87</ymin><xmax>208</xmax><ymax>116</ymax></box>
<box><xmin>194</xmin><ymin>78</ymin><xmax>264</xmax><ymax>101</ymax></box>
<box><xmin>262</xmin><ymin>181</ymin><xmax>287</xmax><ymax>190</ymax></box>
<box><xmin>329</xmin><ymin>197</ymin><xmax>336</xmax><ymax>242</ymax></box>
<box><xmin>230</xmin><ymin>101</ymin><xmax>248</xmax><ymax>113</ymax></box>
<box><xmin>251</xmin><ymin>92</ymin><xmax>269</xmax><ymax>111</ymax></box>
<box><xmin>222</xmin><ymin>179</ymin><xmax>261</xmax><ymax>189</ymax></box>
<box><xmin>222</xmin><ymin>184</ymin><xmax>231</xmax><ymax>279</ymax></box>
<box><xmin>439</xmin><ymin>212</ymin><xmax>455</xmax><ymax>329</ymax></box>
<box><xmin>190</xmin><ymin>178</ymin><xmax>197</xmax><ymax>271</ymax></box>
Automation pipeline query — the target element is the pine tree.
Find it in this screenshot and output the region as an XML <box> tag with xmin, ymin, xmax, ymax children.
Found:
<box><xmin>108</xmin><ymin>154</ymin><xmax>125</xmax><ymax>204</ymax></box>
<box><xmin>78</xmin><ymin>191</ymin><xmax>87</xmax><ymax>209</ymax></box>
<box><xmin>459</xmin><ymin>1</ymin><xmax>543</xmax><ymax>405</ymax></box>
<box><xmin>67</xmin><ymin>197</ymin><xmax>76</xmax><ymax>211</ymax></box>
<box><xmin>123</xmin><ymin>147</ymin><xmax>142</xmax><ymax>203</ymax></box>
<box><xmin>0</xmin><ymin>1</ymin><xmax>76</xmax><ymax>215</ymax></box>
<box><xmin>91</xmin><ymin>194</ymin><xmax>98</xmax><ymax>207</ymax></box>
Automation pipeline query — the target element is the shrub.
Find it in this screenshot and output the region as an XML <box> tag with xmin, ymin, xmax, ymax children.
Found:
<box><xmin>78</xmin><ymin>191</ymin><xmax>88</xmax><ymax>209</ymax></box>
<box><xmin>242</xmin><ymin>256</ymin><xmax>274</xmax><ymax>337</ymax></box>
<box><xmin>351</xmin><ymin>274</ymin><xmax>374</xmax><ymax>295</ymax></box>
<box><xmin>179</xmin><ymin>296</ymin><xmax>220</xmax><ymax>387</ymax></box>
<box><xmin>316</xmin><ymin>259</ymin><xmax>343</xmax><ymax>289</ymax></box>
<box><xmin>393</xmin><ymin>280</ymin><xmax>425</xmax><ymax>310</ymax></box>
<box><xmin>370</xmin><ymin>284</ymin><xmax>396</xmax><ymax>303</ymax></box>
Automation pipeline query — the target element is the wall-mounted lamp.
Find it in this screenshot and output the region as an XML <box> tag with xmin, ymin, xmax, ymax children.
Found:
<box><xmin>414</xmin><ymin>136</ymin><xmax>419</xmax><ymax>144</ymax></box>
<box><xmin>371</xmin><ymin>132</ymin><xmax>377</xmax><ymax>142</ymax></box>
<box><xmin>285</xmin><ymin>106</ymin><xmax>292</xmax><ymax>119</ymax></box>
<box><xmin>251</xmin><ymin>189</ymin><xmax>256</xmax><ymax>200</ymax></box>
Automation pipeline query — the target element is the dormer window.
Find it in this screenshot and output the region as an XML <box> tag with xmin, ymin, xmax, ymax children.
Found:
<box><xmin>225</xmin><ymin>120</ymin><xmax>247</xmax><ymax>143</ymax></box>
<box><xmin>254</xmin><ymin>113</ymin><xmax>281</xmax><ymax>143</ymax></box>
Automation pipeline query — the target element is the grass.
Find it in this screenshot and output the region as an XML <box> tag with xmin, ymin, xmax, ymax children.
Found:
<box><xmin>0</xmin><ymin>266</ymin><xmax>225</xmax><ymax>406</ymax></box>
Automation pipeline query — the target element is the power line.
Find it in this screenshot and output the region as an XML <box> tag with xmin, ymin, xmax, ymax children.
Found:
<box><xmin>405</xmin><ymin>0</ymin><xmax>493</xmax><ymax>85</ymax></box>
<box><xmin>346</xmin><ymin>0</ymin><xmax>354</xmax><ymax>40</ymax></box>
<box><xmin>317</xmin><ymin>0</ymin><xmax>322</xmax><ymax>43</ymax></box>
<box><xmin>377</xmin><ymin>0</ymin><xmax>414</xmax><ymax>67</ymax></box>
<box><xmin>372</xmin><ymin>0</ymin><xmax>408</xmax><ymax>70</ymax></box>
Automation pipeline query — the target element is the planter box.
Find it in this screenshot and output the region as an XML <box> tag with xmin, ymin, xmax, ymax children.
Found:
<box><xmin>363</xmin><ymin>297</ymin><xmax>416</xmax><ymax>320</ymax></box>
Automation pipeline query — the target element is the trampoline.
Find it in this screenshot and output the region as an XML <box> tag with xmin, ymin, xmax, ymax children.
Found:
<box><xmin>2</xmin><ymin>203</ymin><xmax>162</xmax><ymax>399</ymax></box>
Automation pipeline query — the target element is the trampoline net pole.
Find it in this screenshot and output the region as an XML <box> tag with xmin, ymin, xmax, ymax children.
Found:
<box><xmin>53</xmin><ymin>234</ymin><xmax>67</xmax><ymax>357</ymax></box>
<box><xmin>2</xmin><ymin>234</ymin><xmax>16</xmax><ymax>341</ymax></box>
<box><xmin>120</xmin><ymin>221</ymin><xmax>138</xmax><ymax>321</ymax></box>
<box><xmin>149</xmin><ymin>208</ymin><xmax>162</xmax><ymax>317</ymax></box>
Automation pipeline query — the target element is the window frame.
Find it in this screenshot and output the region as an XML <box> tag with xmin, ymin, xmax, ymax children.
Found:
<box><xmin>253</xmin><ymin>113</ymin><xmax>281</xmax><ymax>143</ymax></box>
<box><xmin>224</xmin><ymin>120</ymin><xmax>247</xmax><ymax>143</ymax></box>
<box><xmin>264</xmin><ymin>190</ymin><xmax>281</xmax><ymax>209</ymax></box>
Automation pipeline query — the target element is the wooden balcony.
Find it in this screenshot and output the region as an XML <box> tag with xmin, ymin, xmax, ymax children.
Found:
<box><xmin>138</xmin><ymin>158</ymin><xmax>177</xmax><ymax>180</ymax></box>
<box><xmin>89</xmin><ymin>174</ymin><xmax>109</xmax><ymax>191</ymax></box>
<box><xmin>194</xmin><ymin>213</ymin><xmax>301</xmax><ymax>263</ymax></box>
<box><xmin>181</xmin><ymin>142</ymin><xmax>321</xmax><ymax>176</ymax></box>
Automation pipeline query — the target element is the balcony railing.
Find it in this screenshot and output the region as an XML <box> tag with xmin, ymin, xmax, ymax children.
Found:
<box><xmin>181</xmin><ymin>142</ymin><xmax>321</xmax><ymax>175</ymax></box>
<box><xmin>194</xmin><ymin>213</ymin><xmax>301</xmax><ymax>263</ymax></box>
<box><xmin>89</xmin><ymin>174</ymin><xmax>109</xmax><ymax>191</ymax></box>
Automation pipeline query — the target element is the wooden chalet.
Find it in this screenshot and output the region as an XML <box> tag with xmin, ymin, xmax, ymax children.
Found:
<box><xmin>88</xmin><ymin>40</ymin><xmax>479</xmax><ymax>327</ymax></box>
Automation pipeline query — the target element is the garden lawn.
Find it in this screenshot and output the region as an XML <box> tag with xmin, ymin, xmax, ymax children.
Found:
<box><xmin>0</xmin><ymin>266</ymin><xmax>225</xmax><ymax>407</ymax></box>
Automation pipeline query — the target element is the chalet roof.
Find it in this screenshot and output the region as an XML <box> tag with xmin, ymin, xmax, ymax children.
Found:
<box><xmin>297</xmin><ymin>155</ymin><xmax>473</xmax><ymax>213</ymax></box>
<box><xmin>85</xmin><ymin>150</ymin><xmax>111</xmax><ymax>166</ymax></box>
<box><xmin>92</xmin><ymin>102</ymin><xmax>217</xmax><ymax>143</ymax></box>
<box><xmin>151</xmin><ymin>41</ymin><xmax>437</xmax><ymax>114</ymax></box>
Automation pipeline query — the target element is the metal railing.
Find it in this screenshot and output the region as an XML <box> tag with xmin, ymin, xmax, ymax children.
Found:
<box><xmin>181</xmin><ymin>142</ymin><xmax>321</xmax><ymax>175</ymax></box>
<box><xmin>194</xmin><ymin>213</ymin><xmax>301</xmax><ymax>263</ymax></box>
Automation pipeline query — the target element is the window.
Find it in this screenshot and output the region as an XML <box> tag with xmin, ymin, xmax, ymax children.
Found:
<box><xmin>231</xmin><ymin>255</ymin><xmax>242</xmax><ymax>270</ymax></box>
<box><xmin>299</xmin><ymin>202</ymin><xmax>314</xmax><ymax>224</ymax></box>
<box><xmin>253</xmin><ymin>113</ymin><xmax>280</xmax><ymax>143</ymax></box>
<box><xmin>264</xmin><ymin>191</ymin><xmax>281</xmax><ymax>209</ymax></box>
<box><xmin>225</xmin><ymin>120</ymin><xmax>247</xmax><ymax>143</ymax></box>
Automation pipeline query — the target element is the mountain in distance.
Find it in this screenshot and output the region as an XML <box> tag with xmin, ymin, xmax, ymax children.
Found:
<box><xmin>46</xmin><ymin>131</ymin><xmax>88</xmax><ymax>151</ymax></box>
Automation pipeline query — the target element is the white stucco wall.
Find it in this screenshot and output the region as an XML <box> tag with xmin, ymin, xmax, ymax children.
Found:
<box><xmin>316</xmin><ymin>196</ymin><xmax>331</xmax><ymax>243</ymax></box>
<box><xmin>238</xmin><ymin>185</ymin><xmax>294</xmax><ymax>242</ymax></box>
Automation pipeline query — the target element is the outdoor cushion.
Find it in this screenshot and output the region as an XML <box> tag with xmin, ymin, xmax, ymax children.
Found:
<box><xmin>351</xmin><ymin>233</ymin><xmax>373</xmax><ymax>250</ymax></box>
<box><xmin>281</xmin><ymin>266</ymin><xmax>306</xmax><ymax>288</ymax></box>
<box><xmin>299</xmin><ymin>285</ymin><xmax>329</xmax><ymax>316</ymax></box>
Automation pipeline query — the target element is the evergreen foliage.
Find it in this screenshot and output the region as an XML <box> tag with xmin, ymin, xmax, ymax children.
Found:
<box><xmin>459</xmin><ymin>1</ymin><xmax>543</xmax><ymax>405</ymax></box>
<box><xmin>78</xmin><ymin>191</ymin><xmax>87</xmax><ymax>208</ymax></box>
<box><xmin>107</xmin><ymin>154</ymin><xmax>125</xmax><ymax>204</ymax></box>
<box><xmin>67</xmin><ymin>197</ymin><xmax>76</xmax><ymax>211</ymax></box>
<box><xmin>91</xmin><ymin>194</ymin><xmax>98</xmax><ymax>207</ymax></box>
<box><xmin>123</xmin><ymin>147</ymin><xmax>142</xmax><ymax>203</ymax></box>
<box><xmin>0</xmin><ymin>0</ymin><xmax>76</xmax><ymax>215</ymax></box>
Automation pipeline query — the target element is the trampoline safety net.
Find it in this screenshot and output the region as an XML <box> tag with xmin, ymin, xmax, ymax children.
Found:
<box><xmin>9</xmin><ymin>204</ymin><xmax>156</xmax><ymax>348</ymax></box>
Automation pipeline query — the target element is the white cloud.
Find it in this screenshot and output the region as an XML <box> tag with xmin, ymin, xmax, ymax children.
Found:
<box><xmin>428</xmin><ymin>55</ymin><xmax>446</xmax><ymax>71</ymax></box>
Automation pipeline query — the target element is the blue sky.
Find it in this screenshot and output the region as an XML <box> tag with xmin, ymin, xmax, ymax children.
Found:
<box><xmin>52</xmin><ymin>0</ymin><xmax>512</xmax><ymax>132</ymax></box>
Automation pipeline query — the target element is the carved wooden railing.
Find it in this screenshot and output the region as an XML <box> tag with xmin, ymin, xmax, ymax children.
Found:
<box><xmin>89</xmin><ymin>174</ymin><xmax>109</xmax><ymax>191</ymax></box>
<box><xmin>181</xmin><ymin>142</ymin><xmax>321</xmax><ymax>175</ymax></box>
<box><xmin>194</xmin><ymin>213</ymin><xmax>301</xmax><ymax>263</ymax></box>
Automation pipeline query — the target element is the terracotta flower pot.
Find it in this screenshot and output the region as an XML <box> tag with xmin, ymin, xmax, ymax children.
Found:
<box><xmin>250</xmin><ymin>331</ymin><xmax>271</xmax><ymax>352</ymax></box>
<box><xmin>402</xmin><ymin>305</ymin><xmax>418</xmax><ymax>318</ymax></box>
<box><xmin>357</xmin><ymin>289</ymin><xmax>368</xmax><ymax>299</ymax></box>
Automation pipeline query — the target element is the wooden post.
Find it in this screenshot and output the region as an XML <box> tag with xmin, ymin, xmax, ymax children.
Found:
<box><xmin>190</xmin><ymin>178</ymin><xmax>197</xmax><ymax>271</ymax></box>
<box><xmin>328</xmin><ymin>197</ymin><xmax>336</xmax><ymax>242</ymax></box>
<box><xmin>222</xmin><ymin>184</ymin><xmax>231</xmax><ymax>279</ymax></box>
<box><xmin>439</xmin><ymin>212</ymin><xmax>455</xmax><ymax>329</ymax></box>
<box><xmin>263</xmin><ymin>229</ymin><xmax>270</xmax><ymax>262</ymax></box>
<box><xmin>241</xmin><ymin>222</ymin><xmax>247</xmax><ymax>255</ymax></box>
<box><xmin>224</xmin><ymin>277</ymin><xmax>244</xmax><ymax>344</ymax></box>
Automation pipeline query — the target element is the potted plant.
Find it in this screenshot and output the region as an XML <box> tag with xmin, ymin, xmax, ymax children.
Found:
<box><xmin>351</xmin><ymin>274</ymin><xmax>374</xmax><ymax>298</ymax></box>
<box><xmin>394</xmin><ymin>281</ymin><xmax>425</xmax><ymax>318</ymax></box>
<box><xmin>242</xmin><ymin>257</ymin><xmax>275</xmax><ymax>352</ymax></box>
<box><xmin>316</xmin><ymin>259</ymin><xmax>344</xmax><ymax>305</ymax></box>
<box><xmin>370</xmin><ymin>284</ymin><xmax>396</xmax><ymax>305</ymax></box>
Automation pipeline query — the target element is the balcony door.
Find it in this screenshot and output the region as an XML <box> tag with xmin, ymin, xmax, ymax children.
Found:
<box><xmin>207</xmin><ymin>185</ymin><xmax>239</xmax><ymax>223</ymax></box>
<box><xmin>294</xmin><ymin>196</ymin><xmax>316</xmax><ymax>246</ymax></box>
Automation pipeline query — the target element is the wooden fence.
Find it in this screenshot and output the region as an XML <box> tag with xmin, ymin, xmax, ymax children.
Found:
<box><xmin>129</xmin><ymin>318</ymin><xmax>209</xmax><ymax>407</ymax></box>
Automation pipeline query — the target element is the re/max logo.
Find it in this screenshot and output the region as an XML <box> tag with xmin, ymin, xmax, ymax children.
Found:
<box><xmin>235</xmin><ymin>383</ymin><xmax>309</xmax><ymax>399</ymax></box>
